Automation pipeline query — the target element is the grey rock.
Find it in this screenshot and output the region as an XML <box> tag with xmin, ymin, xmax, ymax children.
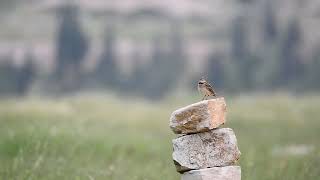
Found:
<box><xmin>170</xmin><ymin>98</ymin><xmax>226</xmax><ymax>134</ymax></box>
<box><xmin>172</xmin><ymin>128</ymin><xmax>241</xmax><ymax>173</ymax></box>
<box><xmin>181</xmin><ymin>166</ymin><xmax>241</xmax><ymax>180</ymax></box>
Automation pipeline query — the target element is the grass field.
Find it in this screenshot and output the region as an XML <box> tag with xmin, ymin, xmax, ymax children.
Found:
<box><xmin>0</xmin><ymin>95</ymin><xmax>319</xmax><ymax>180</ymax></box>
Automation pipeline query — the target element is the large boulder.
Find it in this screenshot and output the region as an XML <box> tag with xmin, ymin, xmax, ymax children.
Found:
<box><xmin>170</xmin><ymin>98</ymin><xmax>226</xmax><ymax>134</ymax></box>
<box><xmin>181</xmin><ymin>166</ymin><xmax>241</xmax><ymax>180</ymax></box>
<box><xmin>172</xmin><ymin>128</ymin><xmax>241</xmax><ymax>173</ymax></box>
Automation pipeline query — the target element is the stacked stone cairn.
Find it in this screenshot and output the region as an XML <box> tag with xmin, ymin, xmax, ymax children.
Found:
<box><xmin>169</xmin><ymin>97</ymin><xmax>241</xmax><ymax>180</ymax></box>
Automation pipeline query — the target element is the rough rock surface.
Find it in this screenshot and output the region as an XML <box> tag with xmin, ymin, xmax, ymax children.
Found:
<box><xmin>170</xmin><ymin>98</ymin><xmax>226</xmax><ymax>134</ymax></box>
<box><xmin>181</xmin><ymin>166</ymin><xmax>241</xmax><ymax>180</ymax></box>
<box><xmin>172</xmin><ymin>128</ymin><xmax>241</xmax><ymax>173</ymax></box>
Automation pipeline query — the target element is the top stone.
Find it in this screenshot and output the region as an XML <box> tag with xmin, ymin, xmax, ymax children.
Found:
<box><xmin>170</xmin><ymin>97</ymin><xmax>226</xmax><ymax>134</ymax></box>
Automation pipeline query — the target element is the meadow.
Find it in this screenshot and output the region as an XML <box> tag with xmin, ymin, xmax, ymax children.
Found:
<box><xmin>0</xmin><ymin>95</ymin><xmax>319</xmax><ymax>180</ymax></box>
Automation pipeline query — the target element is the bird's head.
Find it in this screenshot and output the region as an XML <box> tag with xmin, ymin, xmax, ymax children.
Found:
<box><xmin>198</xmin><ymin>77</ymin><xmax>207</xmax><ymax>87</ymax></box>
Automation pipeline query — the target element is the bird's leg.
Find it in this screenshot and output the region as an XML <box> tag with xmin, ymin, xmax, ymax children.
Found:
<box><xmin>202</xmin><ymin>95</ymin><xmax>206</xmax><ymax>100</ymax></box>
<box><xmin>203</xmin><ymin>95</ymin><xmax>207</xmax><ymax>100</ymax></box>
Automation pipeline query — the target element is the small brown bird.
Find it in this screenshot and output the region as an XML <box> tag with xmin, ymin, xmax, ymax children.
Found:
<box><xmin>197</xmin><ymin>77</ymin><xmax>217</xmax><ymax>100</ymax></box>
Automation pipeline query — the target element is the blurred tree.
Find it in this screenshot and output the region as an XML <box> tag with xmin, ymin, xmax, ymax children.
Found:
<box><xmin>93</xmin><ymin>25</ymin><xmax>120</xmax><ymax>88</ymax></box>
<box><xmin>0</xmin><ymin>55</ymin><xmax>19</xmax><ymax>95</ymax></box>
<box><xmin>305</xmin><ymin>45</ymin><xmax>320</xmax><ymax>90</ymax></box>
<box><xmin>167</xmin><ymin>20</ymin><xmax>186</xmax><ymax>88</ymax></box>
<box><xmin>54</xmin><ymin>4</ymin><xmax>88</xmax><ymax>93</ymax></box>
<box><xmin>278</xmin><ymin>19</ymin><xmax>304</xmax><ymax>87</ymax></box>
<box><xmin>263</xmin><ymin>0</ymin><xmax>278</xmax><ymax>42</ymax></box>
<box><xmin>16</xmin><ymin>52</ymin><xmax>36</xmax><ymax>96</ymax></box>
<box><xmin>142</xmin><ymin>35</ymin><xmax>169</xmax><ymax>99</ymax></box>
<box><xmin>253</xmin><ymin>45</ymin><xmax>280</xmax><ymax>90</ymax></box>
<box><xmin>231</xmin><ymin>16</ymin><xmax>248</xmax><ymax>60</ymax></box>
<box><xmin>135</xmin><ymin>21</ymin><xmax>186</xmax><ymax>99</ymax></box>
<box><xmin>253</xmin><ymin>0</ymin><xmax>279</xmax><ymax>90</ymax></box>
<box><xmin>230</xmin><ymin>16</ymin><xmax>256</xmax><ymax>90</ymax></box>
<box><xmin>128</xmin><ymin>49</ymin><xmax>146</xmax><ymax>92</ymax></box>
<box><xmin>206</xmin><ymin>53</ymin><xmax>225</xmax><ymax>90</ymax></box>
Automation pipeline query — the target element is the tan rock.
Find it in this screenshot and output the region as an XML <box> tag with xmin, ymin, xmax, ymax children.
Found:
<box><xmin>170</xmin><ymin>98</ymin><xmax>226</xmax><ymax>134</ymax></box>
<box><xmin>181</xmin><ymin>166</ymin><xmax>241</xmax><ymax>180</ymax></box>
<box><xmin>172</xmin><ymin>128</ymin><xmax>240</xmax><ymax>173</ymax></box>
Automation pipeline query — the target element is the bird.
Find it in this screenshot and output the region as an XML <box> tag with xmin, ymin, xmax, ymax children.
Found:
<box><xmin>197</xmin><ymin>77</ymin><xmax>217</xmax><ymax>100</ymax></box>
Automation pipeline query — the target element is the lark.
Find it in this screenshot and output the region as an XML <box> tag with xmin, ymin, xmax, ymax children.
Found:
<box><xmin>197</xmin><ymin>77</ymin><xmax>217</xmax><ymax>100</ymax></box>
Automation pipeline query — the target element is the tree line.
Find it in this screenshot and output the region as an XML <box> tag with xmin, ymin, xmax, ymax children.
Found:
<box><xmin>205</xmin><ymin>1</ymin><xmax>320</xmax><ymax>93</ymax></box>
<box><xmin>0</xmin><ymin>3</ymin><xmax>320</xmax><ymax>98</ymax></box>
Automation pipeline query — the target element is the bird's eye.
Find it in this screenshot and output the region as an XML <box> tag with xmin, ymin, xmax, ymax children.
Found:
<box><xmin>198</xmin><ymin>82</ymin><xmax>204</xmax><ymax>84</ymax></box>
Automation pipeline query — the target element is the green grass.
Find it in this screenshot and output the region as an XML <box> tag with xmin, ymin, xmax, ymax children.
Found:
<box><xmin>0</xmin><ymin>95</ymin><xmax>319</xmax><ymax>180</ymax></box>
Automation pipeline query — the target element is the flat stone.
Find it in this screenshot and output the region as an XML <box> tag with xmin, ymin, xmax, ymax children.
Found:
<box><xmin>181</xmin><ymin>166</ymin><xmax>241</xmax><ymax>180</ymax></box>
<box><xmin>170</xmin><ymin>98</ymin><xmax>226</xmax><ymax>134</ymax></box>
<box><xmin>172</xmin><ymin>128</ymin><xmax>241</xmax><ymax>173</ymax></box>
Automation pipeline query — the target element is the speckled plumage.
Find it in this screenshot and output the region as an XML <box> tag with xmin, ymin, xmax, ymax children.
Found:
<box><xmin>197</xmin><ymin>78</ymin><xmax>217</xmax><ymax>100</ymax></box>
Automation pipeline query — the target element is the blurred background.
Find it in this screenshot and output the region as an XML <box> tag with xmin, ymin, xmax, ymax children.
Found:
<box><xmin>0</xmin><ymin>0</ymin><xmax>319</xmax><ymax>180</ymax></box>
<box><xmin>1</xmin><ymin>0</ymin><xmax>320</xmax><ymax>98</ymax></box>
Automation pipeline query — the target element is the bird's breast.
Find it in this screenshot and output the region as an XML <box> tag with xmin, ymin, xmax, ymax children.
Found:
<box><xmin>198</xmin><ymin>86</ymin><xmax>206</xmax><ymax>94</ymax></box>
